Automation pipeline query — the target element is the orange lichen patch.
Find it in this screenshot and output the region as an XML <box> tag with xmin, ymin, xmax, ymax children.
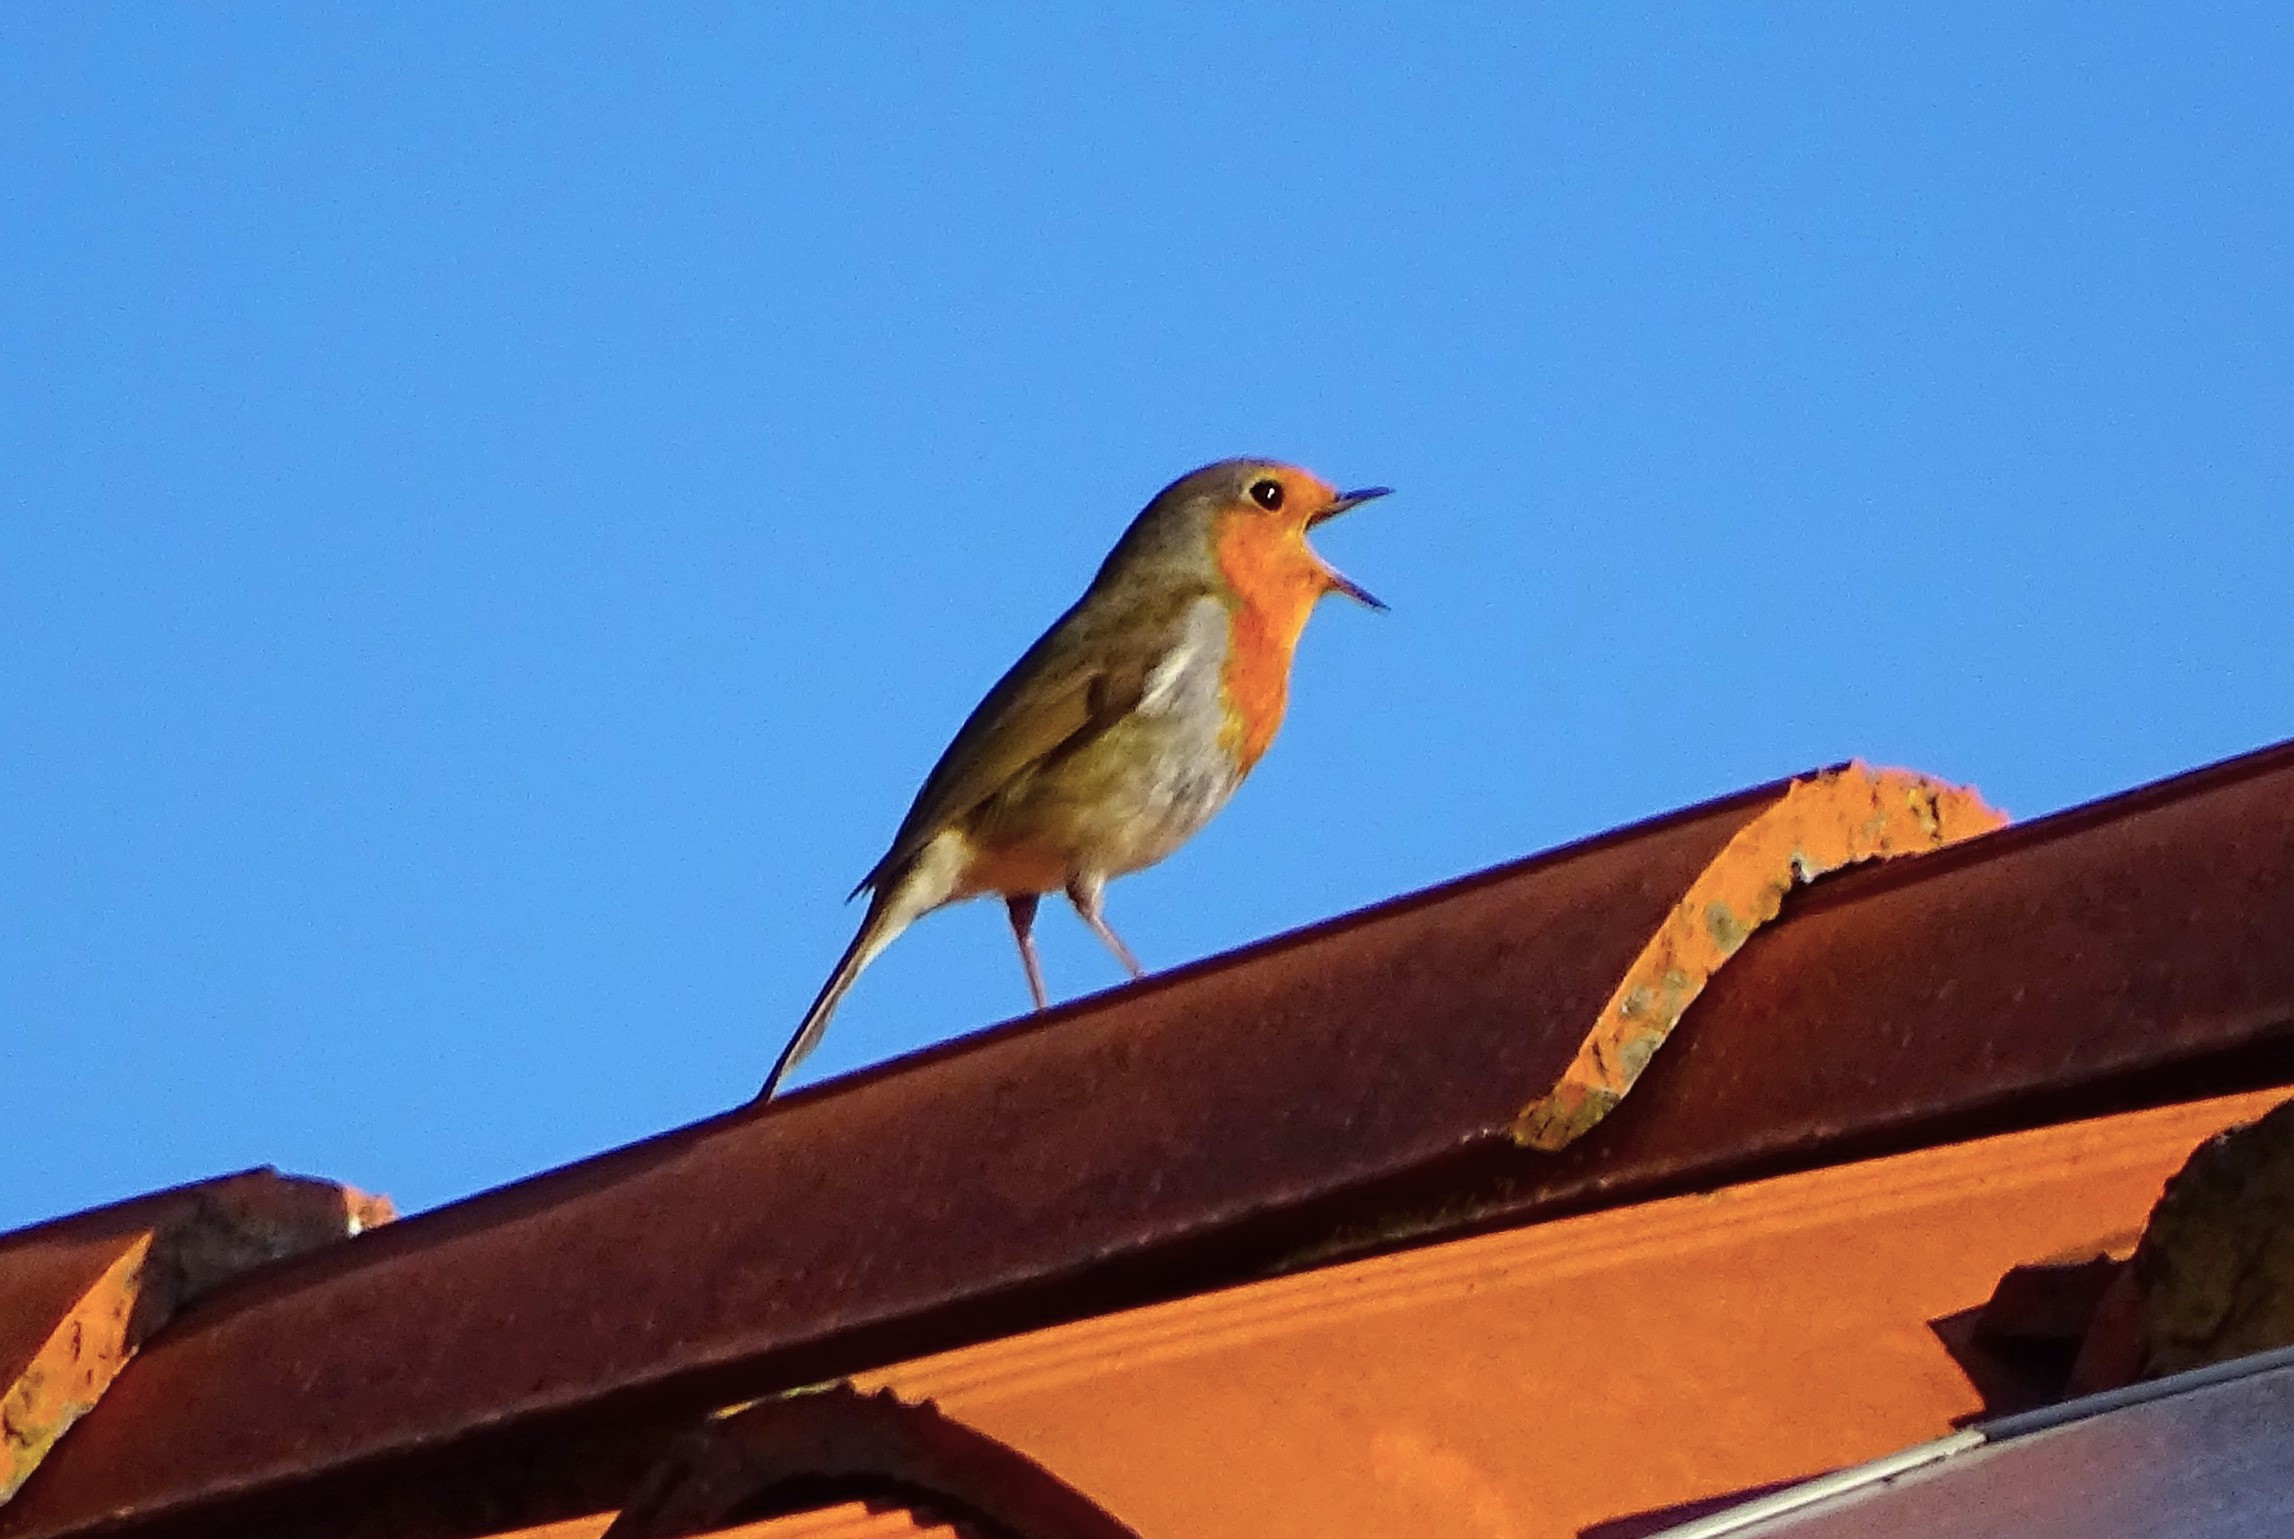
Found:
<box><xmin>1513</xmin><ymin>762</ymin><xmax>2007</xmax><ymax>1150</ymax></box>
<box><xmin>0</xmin><ymin>1171</ymin><xmax>388</xmax><ymax>1509</ymax></box>
<box><xmin>816</xmin><ymin>1089</ymin><xmax>2283</xmax><ymax>1539</ymax></box>
<box><xmin>0</xmin><ymin>1234</ymin><xmax>152</xmax><ymax>1504</ymax></box>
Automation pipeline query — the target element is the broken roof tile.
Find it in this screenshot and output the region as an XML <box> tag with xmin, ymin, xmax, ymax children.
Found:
<box><xmin>0</xmin><ymin>1171</ymin><xmax>389</xmax><ymax>1508</ymax></box>
<box><xmin>1515</xmin><ymin>762</ymin><xmax>2003</xmax><ymax>1148</ymax></box>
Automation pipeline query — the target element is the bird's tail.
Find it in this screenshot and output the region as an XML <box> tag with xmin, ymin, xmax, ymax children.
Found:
<box><xmin>758</xmin><ymin>885</ymin><xmax>913</xmax><ymax>1101</ymax></box>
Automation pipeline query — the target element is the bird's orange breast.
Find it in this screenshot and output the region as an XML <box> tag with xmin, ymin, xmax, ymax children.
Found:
<box><xmin>1210</xmin><ymin>512</ymin><xmax>1326</xmax><ymax>772</ymax></box>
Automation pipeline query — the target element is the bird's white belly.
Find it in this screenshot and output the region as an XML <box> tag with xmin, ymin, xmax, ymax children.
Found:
<box><xmin>1091</xmin><ymin>730</ymin><xmax>1240</xmax><ymax>875</ymax></box>
<box><xmin>1081</xmin><ymin>597</ymin><xmax>1241</xmax><ymax>875</ymax></box>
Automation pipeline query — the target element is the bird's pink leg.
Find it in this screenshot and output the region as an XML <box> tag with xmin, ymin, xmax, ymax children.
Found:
<box><xmin>1066</xmin><ymin>875</ymin><xmax>1145</xmax><ymax>979</ymax></box>
<box><xmin>1006</xmin><ymin>893</ymin><xmax>1051</xmax><ymax>1010</ymax></box>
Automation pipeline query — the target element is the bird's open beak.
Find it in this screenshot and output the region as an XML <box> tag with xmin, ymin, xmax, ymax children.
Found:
<box><xmin>1312</xmin><ymin>485</ymin><xmax>1392</xmax><ymax>526</ymax></box>
<box><xmin>1310</xmin><ymin>486</ymin><xmax>1390</xmax><ymax>610</ymax></box>
<box><xmin>1322</xmin><ymin>565</ymin><xmax>1387</xmax><ymax>611</ymax></box>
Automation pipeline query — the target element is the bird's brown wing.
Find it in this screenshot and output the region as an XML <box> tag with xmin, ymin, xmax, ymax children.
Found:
<box><xmin>852</xmin><ymin>598</ymin><xmax>1178</xmax><ymax>897</ymax></box>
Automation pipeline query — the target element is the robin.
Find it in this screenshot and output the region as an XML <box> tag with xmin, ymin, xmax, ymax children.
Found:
<box><xmin>760</xmin><ymin>458</ymin><xmax>1388</xmax><ymax>1099</ymax></box>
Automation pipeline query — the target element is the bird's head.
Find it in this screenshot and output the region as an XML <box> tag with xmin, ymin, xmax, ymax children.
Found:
<box><xmin>1129</xmin><ymin>458</ymin><xmax>1388</xmax><ymax>620</ymax></box>
<box><xmin>1219</xmin><ymin>461</ymin><xmax>1390</xmax><ymax>610</ymax></box>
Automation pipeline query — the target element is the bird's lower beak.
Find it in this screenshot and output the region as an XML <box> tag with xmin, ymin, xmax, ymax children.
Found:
<box><xmin>1321</xmin><ymin>564</ymin><xmax>1387</xmax><ymax>611</ymax></box>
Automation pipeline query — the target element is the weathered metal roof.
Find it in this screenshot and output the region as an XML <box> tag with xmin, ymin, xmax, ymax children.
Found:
<box><xmin>1653</xmin><ymin>1347</ymin><xmax>2294</xmax><ymax>1539</ymax></box>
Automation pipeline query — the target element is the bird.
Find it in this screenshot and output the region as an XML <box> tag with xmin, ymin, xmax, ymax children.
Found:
<box><xmin>759</xmin><ymin>457</ymin><xmax>1389</xmax><ymax>1100</ymax></box>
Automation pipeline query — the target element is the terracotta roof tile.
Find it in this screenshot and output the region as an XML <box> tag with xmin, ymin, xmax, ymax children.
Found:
<box><xmin>817</xmin><ymin>1090</ymin><xmax>2288</xmax><ymax>1539</ymax></box>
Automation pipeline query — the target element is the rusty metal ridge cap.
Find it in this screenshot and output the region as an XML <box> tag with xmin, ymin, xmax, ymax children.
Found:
<box><xmin>131</xmin><ymin>766</ymin><xmax>1823</xmax><ymax>1327</ymax></box>
<box><xmin>766</xmin><ymin>766</ymin><xmax>1833</xmax><ymax>1113</ymax></box>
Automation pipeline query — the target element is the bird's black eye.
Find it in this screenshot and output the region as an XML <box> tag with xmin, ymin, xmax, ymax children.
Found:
<box><xmin>1249</xmin><ymin>478</ymin><xmax>1284</xmax><ymax>510</ymax></box>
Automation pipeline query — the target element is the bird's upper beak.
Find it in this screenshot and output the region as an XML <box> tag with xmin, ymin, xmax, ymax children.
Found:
<box><xmin>1310</xmin><ymin>485</ymin><xmax>1392</xmax><ymax>527</ymax></box>
<box><xmin>1309</xmin><ymin>485</ymin><xmax>1391</xmax><ymax>610</ymax></box>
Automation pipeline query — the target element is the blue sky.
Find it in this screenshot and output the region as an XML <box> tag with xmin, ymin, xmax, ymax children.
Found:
<box><xmin>5</xmin><ymin>6</ymin><xmax>2289</xmax><ymax>1230</ymax></box>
